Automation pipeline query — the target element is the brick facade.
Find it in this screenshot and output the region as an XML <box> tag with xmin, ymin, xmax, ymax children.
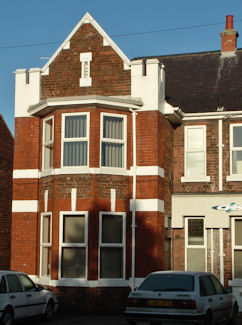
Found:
<box><xmin>0</xmin><ymin>115</ymin><xmax>13</xmax><ymax>269</ymax></box>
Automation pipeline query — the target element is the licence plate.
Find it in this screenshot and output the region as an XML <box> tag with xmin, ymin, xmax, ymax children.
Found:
<box><xmin>147</xmin><ymin>299</ymin><xmax>173</xmax><ymax>307</ymax></box>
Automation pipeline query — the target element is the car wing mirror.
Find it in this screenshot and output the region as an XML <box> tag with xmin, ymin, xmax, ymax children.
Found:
<box><xmin>224</xmin><ymin>287</ymin><xmax>232</xmax><ymax>294</ymax></box>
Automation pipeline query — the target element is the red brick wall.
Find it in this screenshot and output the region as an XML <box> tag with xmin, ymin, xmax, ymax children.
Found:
<box><xmin>41</xmin><ymin>23</ymin><xmax>130</xmax><ymax>99</ymax></box>
<box><xmin>0</xmin><ymin>116</ymin><xmax>13</xmax><ymax>269</ymax></box>
<box><xmin>173</xmin><ymin>119</ymin><xmax>242</xmax><ymax>193</ymax></box>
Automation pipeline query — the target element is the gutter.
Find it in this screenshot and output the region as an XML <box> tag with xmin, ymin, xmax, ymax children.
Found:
<box><xmin>130</xmin><ymin>108</ymin><xmax>137</xmax><ymax>291</ymax></box>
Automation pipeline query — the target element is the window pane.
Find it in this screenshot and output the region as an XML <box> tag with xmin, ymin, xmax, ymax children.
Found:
<box><xmin>188</xmin><ymin>219</ymin><xmax>204</xmax><ymax>245</ymax></box>
<box><xmin>232</xmin><ymin>151</ymin><xmax>242</xmax><ymax>174</ymax></box>
<box><xmin>103</xmin><ymin>116</ymin><xmax>123</xmax><ymax>140</ymax></box>
<box><xmin>187</xmin><ymin>248</ymin><xmax>205</xmax><ymax>271</ymax></box>
<box><xmin>187</xmin><ymin>128</ymin><xmax>204</xmax><ymax>149</ymax></box>
<box><xmin>6</xmin><ymin>275</ymin><xmax>23</xmax><ymax>293</ymax></box>
<box><xmin>61</xmin><ymin>248</ymin><xmax>86</xmax><ymax>278</ymax></box>
<box><xmin>234</xmin><ymin>250</ymin><xmax>242</xmax><ymax>278</ymax></box>
<box><xmin>63</xmin><ymin>142</ymin><xmax>87</xmax><ymax>166</ymax></box>
<box><xmin>139</xmin><ymin>274</ymin><xmax>194</xmax><ymax>292</ymax></box>
<box><xmin>102</xmin><ymin>215</ymin><xmax>123</xmax><ymax>243</ymax></box>
<box><xmin>19</xmin><ymin>275</ymin><xmax>36</xmax><ymax>292</ymax></box>
<box><xmin>63</xmin><ymin>215</ymin><xmax>85</xmax><ymax>243</ymax></box>
<box><xmin>65</xmin><ymin>116</ymin><xmax>86</xmax><ymax>138</ymax></box>
<box><xmin>199</xmin><ymin>276</ymin><xmax>216</xmax><ymax>296</ymax></box>
<box><xmin>100</xmin><ymin>247</ymin><xmax>123</xmax><ymax>278</ymax></box>
<box><xmin>0</xmin><ymin>277</ymin><xmax>7</xmax><ymax>294</ymax></box>
<box><xmin>44</xmin><ymin>145</ymin><xmax>53</xmax><ymax>170</ymax></box>
<box><xmin>44</xmin><ymin>119</ymin><xmax>53</xmax><ymax>143</ymax></box>
<box><xmin>42</xmin><ymin>215</ymin><xmax>51</xmax><ymax>244</ymax></box>
<box><xmin>41</xmin><ymin>247</ymin><xmax>51</xmax><ymax>277</ymax></box>
<box><xmin>186</xmin><ymin>152</ymin><xmax>205</xmax><ymax>176</ymax></box>
<box><xmin>101</xmin><ymin>143</ymin><xmax>123</xmax><ymax>167</ymax></box>
<box><xmin>235</xmin><ymin>220</ymin><xmax>242</xmax><ymax>246</ymax></box>
<box><xmin>233</xmin><ymin>126</ymin><xmax>242</xmax><ymax>147</ymax></box>
<box><xmin>210</xmin><ymin>275</ymin><xmax>224</xmax><ymax>294</ymax></box>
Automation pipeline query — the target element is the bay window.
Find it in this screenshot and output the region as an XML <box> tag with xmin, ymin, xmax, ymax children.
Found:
<box><xmin>40</xmin><ymin>213</ymin><xmax>52</xmax><ymax>278</ymax></box>
<box><xmin>99</xmin><ymin>212</ymin><xmax>125</xmax><ymax>279</ymax></box>
<box><xmin>62</xmin><ymin>113</ymin><xmax>89</xmax><ymax>167</ymax></box>
<box><xmin>42</xmin><ymin>117</ymin><xmax>54</xmax><ymax>170</ymax></box>
<box><xmin>101</xmin><ymin>113</ymin><xmax>126</xmax><ymax>168</ymax></box>
<box><xmin>60</xmin><ymin>212</ymin><xmax>88</xmax><ymax>279</ymax></box>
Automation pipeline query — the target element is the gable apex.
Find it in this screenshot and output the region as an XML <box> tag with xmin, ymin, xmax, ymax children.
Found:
<box><xmin>41</xmin><ymin>12</ymin><xmax>131</xmax><ymax>73</ymax></box>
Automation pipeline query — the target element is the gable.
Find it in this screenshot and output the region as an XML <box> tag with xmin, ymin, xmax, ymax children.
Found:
<box><xmin>41</xmin><ymin>13</ymin><xmax>131</xmax><ymax>100</ymax></box>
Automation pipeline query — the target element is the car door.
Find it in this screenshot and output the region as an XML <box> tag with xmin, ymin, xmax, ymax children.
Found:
<box><xmin>18</xmin><ymin>274</ymin><xmax>43</xmax><ymax>317</ymax></box>
<box><xmin>199</xmin><ymin>275</ymin><xmax>222</xmax><ymax>323</ymax></box>
<box><xmin>6</xmin><ymin>274</ymin><xmax>27</xmax><ymax>319</ymax></box>
<box><xmin>210</xmin><ymin>275</ymin><xmax>233</xmax><ymax>321</ymax></box>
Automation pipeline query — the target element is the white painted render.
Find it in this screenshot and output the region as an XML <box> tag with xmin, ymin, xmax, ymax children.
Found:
<box><xmin>13</xmin><ymin>165</ymin><xmax>165</xmax><ymax>179</ymax></box>
<box><xmin>131</xmin><ymin>59</ymin><xmax>165</xmax><ymax>110</ymax></box>
<box><xmin>172</xmin><ymin>194</ymin><xmax>242</xmax><ymax>228</ymax></box>
<box><xmin>130</xmin><ymin>199</ymin><xmax>164</xmax><ymax>213</ymax></box>
<box><xmin>12</xmin><ymin>200</ymin><xmax>39</xmax><ymax>213</ymax></box>
<box><xmin>14</xmin><ymin>68</ymin><xmax>40</xmax><ymax>117</ymax></box>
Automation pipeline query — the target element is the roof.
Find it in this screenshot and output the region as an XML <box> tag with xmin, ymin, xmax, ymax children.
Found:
<box><xmin>133</xmin><ymin>49</ymin><xmax>242</xmax><ymax>113</ymax></box>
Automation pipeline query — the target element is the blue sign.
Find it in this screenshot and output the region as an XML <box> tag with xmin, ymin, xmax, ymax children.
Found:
<box><xmin>212</xmin><ymin>202</ymin><xmax>242</xmax><ymax>213</ymax></box>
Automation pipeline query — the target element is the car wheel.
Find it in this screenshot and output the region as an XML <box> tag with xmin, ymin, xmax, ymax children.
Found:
<box><xmin>203</xmin><ymin>311</ymin><xmax>212</xmax><ymax>325</ymax></box>
<box><xmin>43</xmin><ymin>300</ymin><xmax>54</xmax><ymax>321</ymax></box>
<box><xmin>227</xmin><ymin>304</ymin><xmax>238</xmax><ymax>325</ymax></box>
<box><xmin>1</xmin><ymin>307</ymin><xmax>13</xmax><ymax>325</ymax></box>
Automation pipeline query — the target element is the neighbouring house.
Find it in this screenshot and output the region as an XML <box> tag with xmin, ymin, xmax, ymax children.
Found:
<box><xmin>0</xmin><ymin>114</ymin><xmax>13</xmax><ymax>269</ymax></box>
<box><xmin>11</xmin><ymin>13</ymin><xmax>242</xmax><ymax>312</ymax></box>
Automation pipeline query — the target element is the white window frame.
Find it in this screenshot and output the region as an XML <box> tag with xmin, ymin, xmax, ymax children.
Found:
<box><xmin>79</xmin><ymin>52</ymin><xmax>92</xmax><ymax>87</ymax></box>
<box><xmin>59</xmin><ymin>211</ymin><xmax>88</xmax><ymax>280</ymax></box>
<box><xmin>98</xmin><ymin>212</ymin><xmax>126</xmax><ymax>280</ymax></box>
<box><xmin>61</xmin><ymin>112</ymin><xmax>90</xmax><ymax>169</ymax></box>
<box><xmin>229</xmin><ymin>124</ymin><xmax>242</xmax><ymax>179</ymax></box>
<box><xmin>100</xmin><ymin>112</ymin><xmax>127</xmax><ymax>170</ymax></box>
<box><xmin>185</xmin><ymin>217</ymin><xmax>207</xmax><ymax>271</ymax></box>
<box><xmin>182</xmin><ymin>125</ymin><xmax>210</xmax><ymax>182</ymax></box>
<box><xmin>42</xmin><ymin>116</ymin><xmax>54</xmax><ymax>171</ymax></box>
<box><xmin>231</xmin><ymin>216</ymin><xmax>242</xmax><ymax>279</ymax></box>
<box><xmin>40</xmin><ymin>212</ymin><xmax>52</xmax><ymax>278</ymax></box>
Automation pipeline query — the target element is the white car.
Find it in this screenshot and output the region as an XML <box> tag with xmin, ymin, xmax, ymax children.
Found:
<box><xmin>0</xmin><ymin>271</ymin><xmax>59</xmax><ymax>325</ymax></box>
<box><xmin>125</xmin><ymin>271</ymin><xmax>238</xmax><ymax>325</ymax></box>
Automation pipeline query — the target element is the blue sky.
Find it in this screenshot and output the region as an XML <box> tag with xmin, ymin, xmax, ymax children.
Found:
<box><xmin>1</xmin><ymin>0</ymin><xmax>242</xmax><ymax>134</ymax></box>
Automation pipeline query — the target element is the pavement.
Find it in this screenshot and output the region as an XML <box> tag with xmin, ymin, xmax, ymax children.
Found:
<box><xmin>16</xmin><ymin>311</ymin><xmax>242</xmax><ymax>325</ymax></box>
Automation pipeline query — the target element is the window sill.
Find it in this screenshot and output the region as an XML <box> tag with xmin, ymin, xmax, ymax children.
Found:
<box><xmin>226</xmin><ymin>175</ymin><xmax>242</xmax><ymax>182</ymax></box>
<box><xmin>181</xmin><ymin>176</ymin><xmax>210</xmax><ymax>183</ymax></box>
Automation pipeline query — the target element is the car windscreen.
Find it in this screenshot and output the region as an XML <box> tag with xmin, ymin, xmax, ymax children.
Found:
<box><xmin>139</xmin><ymin>273</ymin><xmax>194</xmax><ymax>292</ymax></box>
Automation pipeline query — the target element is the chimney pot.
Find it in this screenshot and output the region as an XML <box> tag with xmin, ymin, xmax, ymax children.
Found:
<box><xmin>226</xmin><ymin>15</ymin><xmax>234</xmax><ymax>30</ymax></box>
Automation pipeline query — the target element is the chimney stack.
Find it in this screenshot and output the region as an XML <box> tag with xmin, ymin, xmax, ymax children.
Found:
<box><xmin>220</xmin><ymin>15</ymin><xmax>239</xmax><ymax>53</ymax></box>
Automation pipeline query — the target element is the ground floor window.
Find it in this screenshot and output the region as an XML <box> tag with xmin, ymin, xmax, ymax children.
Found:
<box><xmin>99</xmin><ymin>212</ymin><xmax>125</xmax><ymax>279</ymax></box>
<box><xmin>232</xmin><ymin>217</ymin><xmax>242</xmax><ymax>278</ymax></box>
<box><xmin>185</xmin><ymin>217</ymin><xmax>206</xmax><ymax>272</ymax></box>
<box><xmin>60</xmin><ymin>212</ymin><xmax>88</xmax><ymax>279</ymax></box>
<box><xmin>40</xmin><ymin>213</ymin><xmax>52</xmax><ymax>277</ymax></box>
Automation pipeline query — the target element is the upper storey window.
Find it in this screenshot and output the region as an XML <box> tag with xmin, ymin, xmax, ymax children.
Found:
<box><xmin>42</xmin><ymin>116</ymin><xmax>54</xmax><ymax>171</ymax></box>
<box><xmin>100</xmin><ymin>113</ymin><xmax>126</xmax><ymax>169</ymax></box>
<box><xmin>62</xmin><ymin>113</ymin><xmax>89</xmax><ymax>167</ymax></box>
<box><xmin>182</xmin><ymin>125</ymin><xmax>209</xmax><ymax>182</ymax></box>
<box><xmin>230</xmin><ymin>124</ymin><xmax>242</xmax><ymax>175</ymax></box>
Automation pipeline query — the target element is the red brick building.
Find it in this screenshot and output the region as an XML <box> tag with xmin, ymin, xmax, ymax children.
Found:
<box><xmin>12</xmin><ymin>13</ymin><xmax>242</xmax><ymax>311</ymax></box>
<box><xmin>0</xmin><ymin>114</ymin><xmax>13</xmax><ymax>269</ymax></box>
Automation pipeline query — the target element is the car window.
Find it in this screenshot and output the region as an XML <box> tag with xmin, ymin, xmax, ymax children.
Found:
<box><xmin>18</xmin><ymin>274</ymin><xmax>36</xmax><ymax>292</ymax></box>
<box><xmin>210</xmin><ymin>275</ymin><xmax>224</xmax><ymax>294</ymax></box>
<box><xmin>139</xmin><ymin>274</ymin><xmax>194</xmax><ymax>292</ymax></box>
<box><xmin>6</xmin><ymin>275</ymin><xmax>23</xmax><ymax>293</ymax></box>
<box><xmin>0</xmin><ymin>276</ymin><xmax>7</xmax><ymax>294</ymax></box>
<box><xmin>199</xmin><ymin>276</ymin><xmax>216</xmax><ymax>296</ymax></box>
